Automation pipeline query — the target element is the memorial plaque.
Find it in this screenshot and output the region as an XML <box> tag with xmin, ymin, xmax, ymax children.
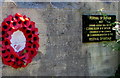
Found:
<box><xmin>82</xmin><ymin>15</ymin><xmax>116</xmax><ymax>42</ymax></box>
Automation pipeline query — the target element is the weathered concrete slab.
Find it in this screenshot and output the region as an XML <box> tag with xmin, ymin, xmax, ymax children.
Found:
<box><xmin>1</xmin><ymin>2</ymin><xmax>120</xmax><ymax>77</ymax></box>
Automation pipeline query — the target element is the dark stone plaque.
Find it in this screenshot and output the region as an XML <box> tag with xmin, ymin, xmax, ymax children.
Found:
<box><xmin>82</xmin><ymin>15</ymin><xmax>116</xmax><ymax>42</ymax></box>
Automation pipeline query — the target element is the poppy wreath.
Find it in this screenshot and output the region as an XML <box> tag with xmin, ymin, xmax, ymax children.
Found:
<box><xmin>1</xmin><ymin>13</ymin><xmax>39</xmax><ymax>68</ymax></box>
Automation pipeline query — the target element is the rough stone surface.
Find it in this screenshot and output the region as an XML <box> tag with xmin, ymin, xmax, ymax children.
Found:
<box><xmin>1</xmin><ymin>1</ymin><xmax>120</xmax><ymax>76</ymax></box>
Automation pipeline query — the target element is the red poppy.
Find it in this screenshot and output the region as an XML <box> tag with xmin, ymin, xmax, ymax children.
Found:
<box><xmin>2</xmin><ymin>22</ymin><xmax>10</xmax><ymax>31</ymax></box>
<box><xmin>1</xmin><ymin>13</ymin><xmax>39</xmax><ymax>68</ymax></box>
<box><xmin>3</xmin><ymin>15</ymin><xmax>13</xmax><ymax>23</ymax></box>
<box><xmin>32</xmin><ymin>34</ymin><xmax>39</xmax><ymax>42</ymax></box>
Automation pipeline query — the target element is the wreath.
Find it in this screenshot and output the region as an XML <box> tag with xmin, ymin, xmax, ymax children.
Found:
<box><xmin>1</xmin><ymin>13</ymin><xmax>39</xmax><ymax>68</ymax></box>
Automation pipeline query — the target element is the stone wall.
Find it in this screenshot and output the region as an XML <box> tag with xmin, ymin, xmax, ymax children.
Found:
<box><xmin>1</xmin><ymin>1</ymin><xmax>119</xmax><ymax>77</ymax></box>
